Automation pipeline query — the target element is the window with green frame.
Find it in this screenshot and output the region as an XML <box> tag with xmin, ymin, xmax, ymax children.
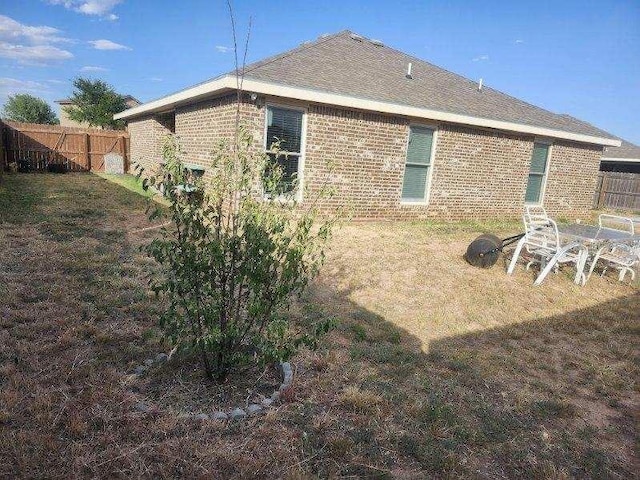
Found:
<box><xmin>401</xmin><ymin>126</ymin><xmax>434</xmax><ymax>202</ymax></box>
<box><xmin>525</xmin><ymin>143</ymin><xmax>550</xmax><ymax>204</ymax></box>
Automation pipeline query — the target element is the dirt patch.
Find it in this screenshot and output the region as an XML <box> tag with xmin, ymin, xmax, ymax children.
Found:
<box><xmin>137</xmin><ymin>358</ymin><xmax>282</xmax><ymax>414</ymax></box>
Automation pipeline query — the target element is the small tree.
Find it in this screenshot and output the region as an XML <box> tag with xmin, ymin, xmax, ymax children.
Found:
<box><xmin>64</xmin><ymin>78</ymin><xmax>127</xmax><ymax>129</ymax></box>
<box><xmin>139</xmin><ymin>131</ymin><xmax>339</xmax><ymax>381</ymax></box>
<box><xmin>2</xmin><ymin>94</ymin><xmax>59</xmax><ymax>124</ymax></box>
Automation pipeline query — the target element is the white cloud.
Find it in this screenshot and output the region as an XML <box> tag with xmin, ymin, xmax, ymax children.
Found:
<box><xmin>0</xmin><ymin>77</ymin><xmax>51</xmax><ymax>95</ymax></box>
<box><xmin>150</xmin><ymin>77</ymin><xmax>163</xmax><ymax>82</ymax></box>
<box><xmin>0</xmin><ymin>16</ymin><xmax>73</xmax><ymax>65</ymax></box>
<box><xmin>0</xmin><ymin>42</ymin><xmax>73</xmax><ymax>65</ymax></box>
<box><xmin>47</xmin><ymin>0</ymin><xmax>123</xmax><ymax>18</ymax></box>
<box><xmin>472</xmin><ymin>54</ymin><xmax>490</xmax><ymax>62</ymax></box>
<box><xmin>107</xmin><ymin>13</ymin><xmax>118</xmax><ymax>21</ymax></box>
<box><xmin>89</xmin><ymin>39</ymin><xmax>130</xmax><ymax>50</ymax></box>
<box><xmin>515</xmin><ymin>39</ymin><xmax>524</xmax><ymax>44</ymax></box>
<box><xmin>80</xmin><ymin>65</ymin><xmax>108</xmax><ymax>72</ymax></box>
<box><xmin>215</xmin><ymin>45</ymin><xmax>231</xmax><ymax>53</ymax></box>
<box><xmin>0</xmin><ymin>15</ymin><xmax>72</xmax><ymax>45</ymax></box>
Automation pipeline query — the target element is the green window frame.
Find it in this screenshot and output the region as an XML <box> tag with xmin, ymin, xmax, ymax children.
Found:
<box><xmin>402</xmin><ymin>126</ymin><xmax>435</xmax><ymax>202</ymax></box>
<box><xmin>525</xmin><ymin>142</ymin><xmax>550</xmax><ymax>204</ymax></box>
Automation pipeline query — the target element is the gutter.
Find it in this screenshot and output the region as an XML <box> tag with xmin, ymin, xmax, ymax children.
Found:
<box><xmin>601</xmin><ymin>157</ymin><xmax>640</xmax><ymax>163</ymax></box>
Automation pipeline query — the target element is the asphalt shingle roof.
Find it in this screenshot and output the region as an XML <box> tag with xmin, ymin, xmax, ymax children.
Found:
<box><xmin>602</xmin><ymin>140</ymin><xmax>640</xmax><ymax>159</ymax></box>
<box><xmin>239</xmin><ymin>30</ymin><xmax>616</xmax><ymax>140</ymax></box>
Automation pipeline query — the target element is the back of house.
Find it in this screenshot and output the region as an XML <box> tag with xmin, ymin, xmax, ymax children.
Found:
<box><xmin>116</xmin><ymin>31</ymin><xmax>620</xmax><ymax>221</ymax></box>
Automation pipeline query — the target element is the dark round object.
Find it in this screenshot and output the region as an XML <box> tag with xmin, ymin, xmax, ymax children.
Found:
<box><xmin>465</xmin><ymin>234</ymin><xmax>503</xmax><ymax>268</ymax></box>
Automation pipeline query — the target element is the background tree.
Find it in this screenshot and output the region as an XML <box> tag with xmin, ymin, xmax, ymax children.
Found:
<box><xmin>64</xmin><ymin>78</ymin><xmax>127</xmax><ymax>130</ymax></box>
<box><xmin>2</xmin><ymin>94</ymin><xmax>59</xmax><ymax>124</ymax></box>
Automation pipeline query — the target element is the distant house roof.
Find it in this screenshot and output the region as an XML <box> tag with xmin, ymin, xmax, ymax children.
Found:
<box><xmin>602</xmin><ymin>140</ymin><xmax>640</xmax><ymax>162</ymax></box>
<box><xmin>115</xmin><ymin>30</ymin><xmax>620</xmax><ymax>147</ymax></box>
<box><xmin>57</xmin><ymin>95</ymin><xmax>141</xmax><ymax>107</ymax></box>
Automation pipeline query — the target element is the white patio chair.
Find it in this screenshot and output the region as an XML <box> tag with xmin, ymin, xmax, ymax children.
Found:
<box><xmin>518</xmin><ymin>206</ymin><xmax>551</xmax><ymax>271</ymax></box>
<box><xmin>587</xmin><ymin>241</ymin><xmax>640</xmax><ymax>282</ymax></box>
<box><xmin>598</xmin><ymin>214</ymin><xmax>635</xmax><ymax>235</ymax></box>
<box><xmin>507</xmin><ymin>211</ymin><xmax>588</xmax><ymax>286</ymax></box>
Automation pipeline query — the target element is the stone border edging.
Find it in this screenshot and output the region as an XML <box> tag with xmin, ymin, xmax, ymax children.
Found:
<box><xmin>130</xmin><ymin>354</ymin><xmax>293</xmax><ymax>421</ymax></box>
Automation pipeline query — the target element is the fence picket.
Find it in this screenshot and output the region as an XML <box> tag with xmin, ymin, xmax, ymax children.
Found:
<box><xmin>593</xmin><ymin>171</ymin><xmax>640</xmax><ymax>211</ymax></box>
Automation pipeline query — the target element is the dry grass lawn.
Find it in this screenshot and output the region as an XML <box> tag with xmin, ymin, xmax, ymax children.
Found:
<box><xmin>1</xmin><ymin>173</ymin><xmax>638</xmax><ymax>479</ymax></box>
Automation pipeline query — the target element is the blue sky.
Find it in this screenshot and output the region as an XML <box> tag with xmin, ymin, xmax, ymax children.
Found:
<box><xmin>1</xmin><ymin>0</ymin><xmax>639</xmax><ymax>143</ymax></box>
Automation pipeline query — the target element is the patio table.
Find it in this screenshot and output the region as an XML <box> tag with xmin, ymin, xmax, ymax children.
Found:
<box><xmin>557</xmin><ymin>223</ymin><xmax>640</xmax><ymax>284</ymax></box>
<box><xmin>558</xmin><ymin>223</ymin><xmax>638</xmax><ymax>243</ymax></box>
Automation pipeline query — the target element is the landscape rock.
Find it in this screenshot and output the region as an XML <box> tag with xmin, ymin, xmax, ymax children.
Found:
<box><xmin>194</xmin><ymin>413</ymin><xmax>209</xmax><ymax>421</ymax></box>
<box><xmin>280</xmin><ymin>362</ymin><xmax>293</xmax><ymax>385</ymax></box>
<box><xmin>261</xmin><ymin>398</ymin><xmax>273</xmax><ymax>408</ymax></box>
<box><xmin>134</xmin><ymin>402</ymin><xmax>151</xmax><ymax>413</ymax></box>
<box><xmin>134</xmin><ymin>365</ymin><xmax>146</xmax><ymax>375</ymax></box>
<box><xmin>177</xmin><ymin>412</ymin><xmax>194</xmax><ymax>419</ymax></box>
<box><xmin>144</xmin><ymin>359</ymin><xmax>154</xmax><ymax>367</ymax></box>
<box><xmin>230</xmin><ymin>408</ymin><xmax>246</xmax><ymax>420</ymax></box>
<box><xmin>155</xmin><ymin>353</ymin><xmax>168</xmax><ymax>363</ymax></box>
<box><xmin>212</xmin><ymin>411</ymin><xmax>228</xmax><ymax>421</ymax></box>
<box><xmin>279</xmin><ymin>383</ymin><xmax>291</xmax><ymax>393</ymax></box>
<box><xmin>270</xmin><ymin>391</ymin><xmax>280</xmax><ymax>401</ymax></box>
<box><xmin>247</xmin><ymin>404</ymin><xmax>263</xmax><ymax>415</ymax></box>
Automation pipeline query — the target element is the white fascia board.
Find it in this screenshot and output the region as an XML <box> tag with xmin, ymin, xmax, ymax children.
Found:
<box><xmin>114</xmin><ymin>76</ymin><xmax>234</xmax><ymax>119</ymax></box>
<box><xmin>116</xmin><ymin>75</ymin><xmax>622</xmax><ymax>147</ymax></box>
<box><xmin>601</xmin><ymin>157</ymin><xmax>640</xmax><ymax>163</ymax></box>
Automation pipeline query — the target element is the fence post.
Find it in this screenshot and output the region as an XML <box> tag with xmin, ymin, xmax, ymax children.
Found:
<box><xmin>597</xmin><ymin>173</ymin><xmax>609</xmax><ymax>209</ymax></box>
<box><xmin>84</xmin><ymin>133</ymin><xmax>91</xmax><ymax>171</ymax></box>
<box><xmin>118</xmin><ymin>135</ymin><xmax>126</xmax><ymax>172</ymax></box>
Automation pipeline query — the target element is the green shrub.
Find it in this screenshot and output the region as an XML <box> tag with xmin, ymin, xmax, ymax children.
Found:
<box><xmin>138</xmin><ymin>129</ymin><xmax>339</xmax><ymax>381</ymax></box>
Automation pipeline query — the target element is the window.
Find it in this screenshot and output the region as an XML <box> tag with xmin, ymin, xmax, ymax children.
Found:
<box><xmin>264</xmin><ymin>106</ymin><xmax>304</xmax><ymax>194</ymax></box>
<box><xmin>525</xmin><ymin>143</ymin><xmax>550</xmax><ymax>204</ymax></box>
<box><xmin>402</xmin><ymin>126</ymin><xmax>435</xmax><ymax>202</ymax></box>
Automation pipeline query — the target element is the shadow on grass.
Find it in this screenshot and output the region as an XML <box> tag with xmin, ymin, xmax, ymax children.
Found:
<box><xmin>295</xmin><ymin>277</ymin><xmax>639</xmax><ymax>478</ymax></box>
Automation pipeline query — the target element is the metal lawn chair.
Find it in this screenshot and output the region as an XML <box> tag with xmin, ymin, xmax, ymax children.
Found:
<box><xmin>507</xmin><ymin>208</ymin><xmax>588</xmax><ymax>285</ymax></box>
<box><xmin>586</xmin><ymin>214</ymin><xmax>639</xmax><ymax>282</ymax></box>
<box><xmin>597</xmin><ymin>214</ymin><xmax>635</xmax><ymax>235</ymax></box>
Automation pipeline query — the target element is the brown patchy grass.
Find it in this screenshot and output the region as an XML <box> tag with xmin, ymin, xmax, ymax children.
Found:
<box><xmin>1</xmin><ymin>173</ymin><xmax>638</xmax><ymax>479</ymax></box>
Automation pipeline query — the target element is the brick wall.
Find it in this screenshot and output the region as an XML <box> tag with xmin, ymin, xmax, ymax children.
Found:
<box><xmin>126</xmin><ymin>94</ymin><xmax>603</xmax><ymax>221</ymax></box>
<box><xmin>428</xmin><ymin>125</ymin><xmax>533</xmax><ymax>220</ymax></box>
<box><xmin>175</xmin><ymin>94</ymin><xmax>263</xmax><ymax>184</ymax></box>
<box><xmin>127</xmin><ymin>114</ymin><xmax>173</xmax><ymax>173</ymax></box>
<box><xmin>304</xmin><ymin>105</ymin><xmax>409</xmax><ymax>219</ymax></box>
<box><xmin>544</xmin><ymin>141</ymin><xmax>603</xmax><ymax>219</ymax></box>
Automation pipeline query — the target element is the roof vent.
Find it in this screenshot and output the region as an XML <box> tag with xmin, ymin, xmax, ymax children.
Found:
<box><xmin>406</xmin><ymin>62</ymin><xmax>413</xmax><ymax>79</ymax></box>
<box><xmin>350</xmin><ymin>33</ymin><xmax>364</xmax><ymax>42</ymax></box>
<box><xmin>477</xmin><ymin>78</ymin><xmax>483</xmax><ymax>91</ymax></box>
<box><xmin>370</xmin><ymin>39</ymin><xmax>384</xmax><ymax>47</ymax></box>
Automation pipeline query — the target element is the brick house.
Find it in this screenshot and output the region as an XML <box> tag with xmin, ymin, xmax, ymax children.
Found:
<box><xmin>115</xmin><ymin>31</ymin><xmax>620</xmax><ymax>220</ymax></box>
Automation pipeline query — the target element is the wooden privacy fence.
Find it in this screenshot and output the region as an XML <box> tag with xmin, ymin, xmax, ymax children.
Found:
<box><xmin>0</xmin><ymin>120</ymin><xmax>129</xmax><ymax>172</ymax></box>
<box><xmin>593</xmin><ymin>171</ymin><xmax>640</xmax><ymax>211</ymax></box>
